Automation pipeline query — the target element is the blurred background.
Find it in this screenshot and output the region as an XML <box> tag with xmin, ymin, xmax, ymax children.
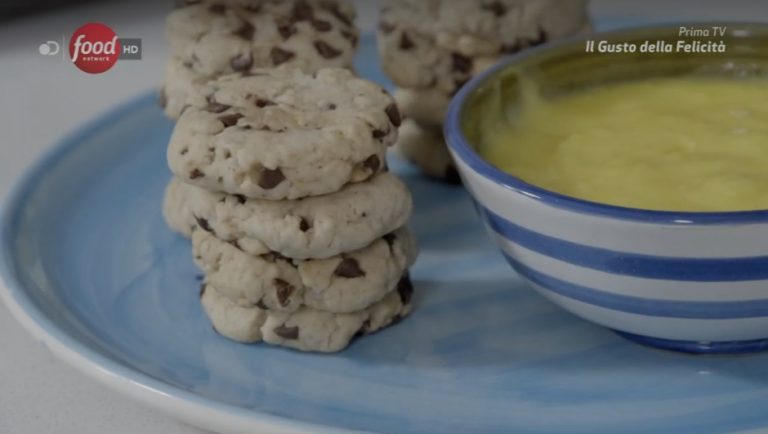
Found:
<box><xmin>0</xmin><ymin>0</ymin><xmax>99</xmax><ymax>22</ymax></box>
<box><xmin>0</xmin><ymin>1</ymin><xmax>767</xmax><ymax>433</ymax></box>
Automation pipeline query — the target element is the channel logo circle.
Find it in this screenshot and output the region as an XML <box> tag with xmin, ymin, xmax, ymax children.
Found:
<box><xmin>69</xmin><ymin>23</ymin><xmax>121</xmax><ymax>74</ymax></box>
<box><xmin>38</xmin><ymin>43</ymin><xmax>52</xmax><ymax>55</ymax></box>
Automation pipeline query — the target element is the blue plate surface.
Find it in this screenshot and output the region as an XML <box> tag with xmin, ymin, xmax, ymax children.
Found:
<box><xmin>3</xmin><ymin>36</ymin><xmax>768</xmax><ymax>434</ymax></box>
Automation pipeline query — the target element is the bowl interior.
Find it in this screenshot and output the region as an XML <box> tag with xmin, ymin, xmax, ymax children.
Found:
<box><xmin>461</xmin><ymin>24</ymin><xmax>768</xmax><ymax>157</ymax></box>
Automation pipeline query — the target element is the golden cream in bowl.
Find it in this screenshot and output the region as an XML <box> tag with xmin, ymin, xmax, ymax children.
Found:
<box><xmin>445</xmin><ymin>24</ymin><xmax>768</xmax><ymax>354</ymax></box>
<box><xmin>480</xmin><ymin>78</ymin><xmax>768</xmax><ymax>212</ymax></box>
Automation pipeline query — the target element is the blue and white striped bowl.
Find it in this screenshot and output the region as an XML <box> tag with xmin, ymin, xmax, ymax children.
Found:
<box><xmin>445</xmin><ymin>24</ymin><xmax>768</xmax><ymax>354</ymax></box>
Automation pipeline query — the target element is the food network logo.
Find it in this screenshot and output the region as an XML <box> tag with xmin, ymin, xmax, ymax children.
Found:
<box><xmin>39</xmin><ymin>23</ymin><xmax>141</xmax><ymax>74</ymax></box>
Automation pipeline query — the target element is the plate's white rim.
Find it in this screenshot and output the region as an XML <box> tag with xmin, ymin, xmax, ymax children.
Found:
<box><xmin>0</xmin><ymin>91</ymin><xmax>367</xmax><ymax>434</ymax></box>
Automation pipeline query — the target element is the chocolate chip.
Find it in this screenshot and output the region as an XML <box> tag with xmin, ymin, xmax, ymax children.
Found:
<box><xmin>199</xmin><ymin>283</ymin><xmax>207</xmax><ymax>298</ymax></box>
<box><xmin>399</xmin><ymin>32</ymin><xmax>415</xmax><ymax>50</ymax></box>
<box><xmin>234</xmin><ymin>194</ymin><xmax>246</xmax><ymax>204</ymax></box>
<box><xmin>273</xmin><ymin>325</ymin><xmax>299</xmax><ymax>340</ymax></box>
<box><xmin>271</xmin><ymin>47</ymin><xmax>295</xmax><ymax>65</ymax></box>
<box><xmin>311</xmin><ymin>19</ymin><xmax>332</xmax><ymax>31</ymax></box>
<box><xmin>314</xmin><ymin>41</ymin><xmax>341</xmax><ymax>59</ymax></box>
<box><xmin>357</xmin><ymin>319</ymin><xmax>372</xmax><ymax>336</ymax></box>
<box><xmin>452</xmin><ymin>79</ymin><xmax>470</xmax><ymax>97</ymax></box>
<box><xmin>218</xmin><ymin>113</ymin><xmax>243</xmax><ymax>127</ymax></box>
<box><xmin>324</xmin><ymin>103</ymin><xmax>337</xmax><ymax>110</ymax></box>
<box><xmin>530</xmin><ymin>29</ymin><xmax>548</xmax><ymax>46</ymax></box>
<box><xmin>319</xmin><ymin>1</ymin><xmax>352</xmax><ymax>26</ymax></box>
<box><xmin>233</xmin><ymin>20</ymin><xmax>255</xmax><ymax>40</ymax></box>
<box><xmin>299</xmin><ymin>217</ymin><xmax>311</xmax><ymax>232</ymax></box>
<box><xmin>363</xmin><ymin>155</ymin><xmax>380</xmax><ymax>172</ymax></box>
<box><xmin>292</xmin><ymin>0</ymin><xmax>314</xmax><ymax>21</ymax></box>
<box><xmin>208</xmin><ymin>3</ymin><xmax>225</xmax><ymax>14</ymax></box>
<box><xmin>207</xmin><ymin>101</ymin><xmax>230</xmax><ymax>113</ymax></box>
<box><xmin>242</xmin><ymin>3</ymin><xmax>261</xmax><ymax>13</ymax></box>
<box><xmin>444</xmin><ymin>166</ymin><xmax>462</xmax><ymax>184</ymax></box>
<box><xmin>452</xmin><ymin>53</ymin><xmax>473</xmax><ymax>74</ymax></box>
<box><xmin>278</xmin><ymin>23</ymin><xmax>297</xmax><ymax>40</ymax></box>
<box><xmin>340</xmin><ymin>30</ymin><xmax>358</xmax><ymax>46</ymax></box>
<box><xmin>180</xmin><ymin>148</ymin><xmax>188</xmax><ymax>155</ymax></box>
<box><xmin>224</xmin><ymin>150</ymin><xmax>232</xmax><ymax>159</ymax></box>
<box><xmin>228</xmin><ymin>239</ymin><xmax>242</xmax><ymax>251</ymax></box>
<box><xmin>372</xmin><ymin>128</ymin><xmax>389</xmax><ymax>139</ymax></box>
<box><xmin>258</xmin><ymin>167</ymin><xmax>285</xmax><ymax>189</ymax></box>
<box><xmin>262</xmin><ymin>251</ymin><xmax>288</xmax><ymax>262</ymax></box>
<box><xmin>254</xmin><ymin>98</ymin><xmax>275</xmax><ymax>108</ymax></box>
<box><xmin>274</xmin><ymin>279</ymin><xmax>295</xmax><ymax>307</ymax></box>
<box><xmin>397</xmin><ymin>274</ymin><xmax>413</xmax><ymax>305</ymax></box>
<box><xmin>194</xmin><ymin>216</ymin><xmax>214</xmax><ymax>234</ymax></box>
<box><xmin>502</xmin><ymin>30</ymin><xmax>548</xmax><ymax>54</ymax></box>
<box><xmin>334</xmin><ymin>257</ymin><xmax>365</xmax><ymax>278</ymax></box>
<box><xmin>174</xmin><ymin>0</ymin><xmax>201</xmax><ymax>8</ymax></box>
<box><xmin>255</xmin><ymin>299</ymin><xmax>269</xmax><ymax>309</ymax></box>
<box><xmin>385</xmin><ymin>103</ymin><xmax>402</xmax><ymax>127</ymax></box>
<box><xmin>501</xmin><ymin>42</ymin><xmax>521</xmax><ymax>54</ymax></box>
<box><xmin>379</xmin><ymin>21</ymin><xmax>395</xmax><ymax>34</ymax></box>
<box><xmin>189</xmin><ymin>168</ymin><xmax>204</xmax><ymax>179</ymax></box>
<box><xmin>158</xmin><ymin>88</ymin><xmax>167</xmax><ymax>108</ymax></box>
<box><xmin>383</xmin><ymin>233</ymin><xmax>397</xmax><ymax>247</ymax></box>
<box><xmin>230</xmin><ymin>53</ymin><xmax>253</xmax><ymax>71</ymax></box>
<box><xmin>482</xmin><ymin>1</ymin><xmax>507</xmax><ymax>16</ymax></box>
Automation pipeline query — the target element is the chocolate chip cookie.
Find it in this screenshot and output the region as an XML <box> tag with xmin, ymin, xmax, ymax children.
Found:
<box><xmin>378</xmin><ymin>0</ymin><xmax>590</xmax><ymax>95</ymax></box>
<box><xmin>165</xmin><ymin>172</ymin><xmax>412</xmax><ymax>259</ymax></box>
<box><xmin>167</xmin><ymin>0</ymin><xmax>358</xmax><ymax>77</ymax></box>
<box><xmin>167</xmin><ymin>67</ymin><xmax>401</xmax><ymax>200</ymax></box>
<box><xmin>394</xmin><ymin>87</ymin><xmax>453</xmax><ymax>128</ymax></box>
<box><xmin>396</xmin><ymin>119</ymin><xmax>460</xmax><ymax>184</ymax></box>
<box><xmin>193</xmin><ymin>226</ymin><xmax>417</xmax><ymax>313</ymax></box>
<box><xmin>201</xmin><ymin>278</ymin><xmax>414</xmax><ymax>352</ymax></box>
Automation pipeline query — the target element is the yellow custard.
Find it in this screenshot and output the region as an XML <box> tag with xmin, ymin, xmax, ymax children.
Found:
<box><xmin>478</xmin><ymin>78</ymin><xmax>768</xmax><ymax>212</ymax></box>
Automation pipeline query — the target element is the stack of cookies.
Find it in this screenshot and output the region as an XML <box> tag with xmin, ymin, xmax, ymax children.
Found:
<box><xmin>160</xmin><ymin>0</ymin><xmax>359</xmax><ymax>119</ymax></box>
<box><xmin>378</xmin><ymin>0</ymin><xmax>591</xmax><ymax>182</ymax></box>
<box><xmin>163</xmin><ymin>67</ymin><xmax>417</xmax><ymax>352</ymax></box>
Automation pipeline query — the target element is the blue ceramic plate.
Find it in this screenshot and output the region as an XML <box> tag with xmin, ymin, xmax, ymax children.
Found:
<box><xmin>3</xmin><ymin>36</ymin><xmax>768</xmax><ymax>434</ymax></box>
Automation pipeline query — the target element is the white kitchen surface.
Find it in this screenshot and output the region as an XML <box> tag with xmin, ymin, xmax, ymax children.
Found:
<box><xmin>1</xmin><ymin>1</ymin><xmax>767</xmax><ymax>433</ymax></box>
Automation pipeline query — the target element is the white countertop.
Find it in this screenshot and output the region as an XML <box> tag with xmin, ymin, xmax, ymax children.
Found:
<box><xmin>1</xmin><ymin>1</ymin><xmax>766</xmax><ymax>433</ymax></box>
